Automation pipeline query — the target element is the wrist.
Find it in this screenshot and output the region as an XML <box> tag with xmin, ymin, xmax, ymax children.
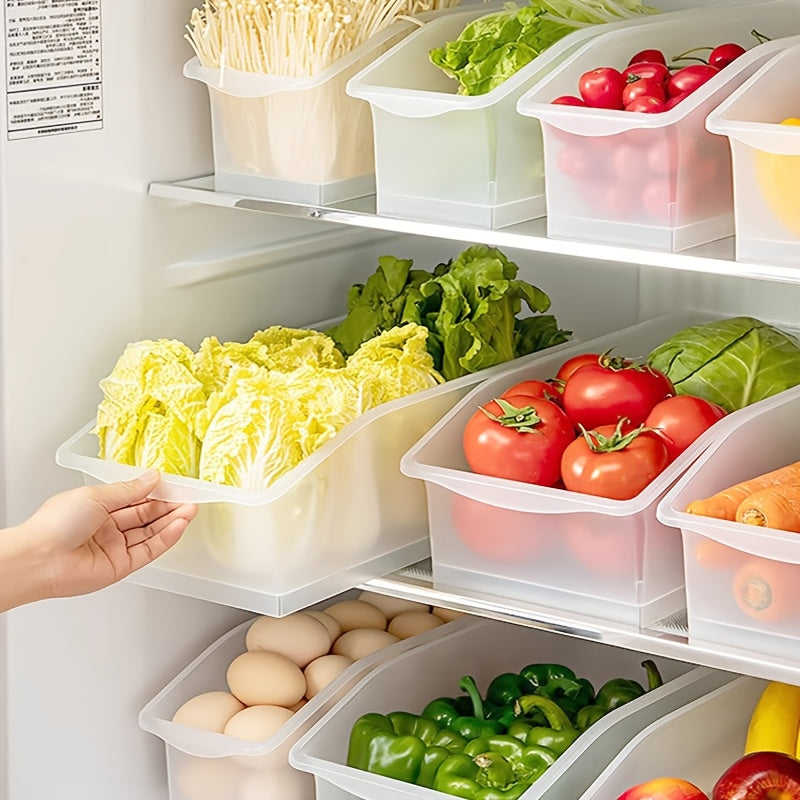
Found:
<box><xmin>0</xmin><ymin>523</ymin><xmax>53</xmax><ymax>612</ymax></box>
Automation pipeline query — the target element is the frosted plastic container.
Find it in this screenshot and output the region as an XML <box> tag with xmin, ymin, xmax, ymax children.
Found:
<box><xmin>706</xmin><ymin>41</ymin><xmax>800</xmax><ymax>266</ymax></box>
<box><xmin>289</xmin><ymin>616</ymin><xmax>733</xmax><ymax>800</ymax></box>
<box><xmin>139</xmin><ymin>596</ymin><xmax>468</xmax><ymax>800</ymax></box>
<box><xmin>55</xmin><ymin>324</ymin><xmax>574</xmax><ymax>617</ymax></box>
<box><xmin>574</xmin><ymin>677</ymin><xmax>764</xmax><ymax>800</ymax></box>
<box><xmin>658</xmin><ymin>384</ymin><xmax>800</xmax><ymax>663</ymax></box>
<box><xmin>184</xmin><ymin>14</ymin><xmax>438</xmax><ymax>205</ymax></box>
<box><xmin>346</xmin><ymin>0</ymin><xmax>720</xmax><ymax>229</ymax></box>
<box><xmin>401</xmin><ymin>312</ymin><xmax>725</xmax><ymax>628</ymax></box>
<box><xmin>516</xmin><ymin>2</ymin><xmax>798</xmax><ymax>251</ymax></box>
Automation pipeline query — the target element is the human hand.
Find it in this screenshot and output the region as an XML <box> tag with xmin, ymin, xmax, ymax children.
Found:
<box><xmin>14</xmin><ymin>470</ymin><xmax>197</xmax><ymax>603</ymax></box>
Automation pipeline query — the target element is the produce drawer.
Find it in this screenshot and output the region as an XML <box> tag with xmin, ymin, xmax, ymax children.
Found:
<box><xmin>516</xmin><ymin>1</ymin><xmax>797</xmax><ymax>251</ymax></box>
<box><xmin>55</xmin><ymin>321</ymin><xmax>574</xmax><ymax>617</ymax></box>
<box><xmin>139</xmin><ymin>593</ymin><xmax>467</xmax><ymax>800</ymax></box>
<box><xmin>289</xmin><ymin>617</ymin><xmax>733</xmax><ymax>800</ymax></box>
<box><xmin>658</xmin><ymin>384</ymin><xmax>800</xmax><ymax>663</ymax></box>
<box><xmin>706</xmin><ymin>41</ymin><xmax>800</xmax><ymax>267</ymax></box>
<box><xmin>400</xmin><ymin>312</ymin><xmax>724</xmax><ymax>628</ymax></box>
<box><xmin>346</xmin><ymin>0</ymin><xmax>719</xmax><ymax>229</ymax></box>
<box><xmin>572</xmin><ymin>677</ymin><xmax>764</xmax><ymax>800</ymax></box>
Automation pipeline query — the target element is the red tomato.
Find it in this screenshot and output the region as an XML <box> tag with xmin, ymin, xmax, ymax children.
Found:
<box><xmin>641</xmin><ymin>176</ymin><xmax>676</xmax><ymax>223</ymax></box>
<box><xmin>625</xmin><ymin>96</ymin><xmax>666</xmax><ymax>113</ymax></box>
<box><xmin>667</xmin><ymin>64</ymin><xmax>719</xmax><ymax>97</ymax></box>
<box><xmin>622</xmin><ymin>77</ymin><xmax>666</xmax><ymax>107</ymax></box>
<box><xmin>556</xmin><ymin>143</ymin><xmax>599</xmax><ymax>180</ymax></box>
<box><xmin>664</xmin><ymin>91</ymin><xmax>691</xmax><ymax>110</ymax></box>
<box><xmin>627</xmin><ymin>48</ymin><xmax>667</xmax><ymax>66</ymax></box>
<box><xmin>709</xmin><ymin>42</ymin><xmax>746</xmax><ymax>69</ymax></box>
<box><xmin>561</xmin><ymin>424</ymin><xmax>670</xmax><ymax>500</ymax></box>
<box><xmin>462</xmin><ymin>394</ymin><xmax>575</xmax><ymax>486</ymax></box>
<box><xmin>499</xmin><ymin>379</ymin><xmax>560</xmax><ymax>402</ymax></box>
<box><xmin>552</xmin><ymin>95</ymin><xmax>586</xmax><ymax>106</ymax></box>
<box><xmin>451</xmin><ymin>495</ymin><xmax>547</xmax><ymax>563</ymax></box>
<box><xmin>555</xmin><ymin>353</ymin><xmax>603</xmax><ymax>382</ymax></box>
<box><xmin>622</xmin><ymin>61</ymin><xmax>670</xmax><ymax>87</ymax></box>
<box><xmin>644</xmin><ymin>394</ymin><xmax>727</xmax><ymax>461</ymax></box>
<box><xmin>612</xmin><ymin>142</ymin><xmax>649</xmax><ymax>185</ymax></box>
<box><xmin>561</xmin><ymin>358</ymin><xmax>674</xmax><ymax>429</ymax></box>
<box><xmin>578</xmin><ymin>67</ymin><xmax>626</xmax><ymax>110</ymax></box>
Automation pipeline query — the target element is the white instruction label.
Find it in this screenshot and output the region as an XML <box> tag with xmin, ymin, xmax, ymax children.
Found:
<box><xmin>4</xmin><ymin>0</ymin><xmax>102</xmax><ymax>140</ymax></box>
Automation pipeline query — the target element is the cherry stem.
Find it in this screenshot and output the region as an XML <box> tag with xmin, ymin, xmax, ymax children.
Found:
<box><xmin>751</xmin><ymin>28</ymin><xmax>771</xmax><ymax>43</ymax></box>
<box><xmin>672</xmin><ymin>45</ymin><xmax>712</xmax><ymax>60</ymax></box>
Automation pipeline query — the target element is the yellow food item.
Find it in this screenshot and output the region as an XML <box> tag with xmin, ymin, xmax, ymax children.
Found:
<box><xmin>387</xmin><ymin>611</ymin><xmax>444</xmax><ymax>639</ymax></box>
<box><xmin>332</xmin><ymin>628</ymin><xmax>399</xmax><ymax>660</ymax></box>
<box><xmin>244</xmin><ymin>612</ymin><xmax>332</xmax><ymax>668</ymax></box>
<box><xmin>754</xmin><ymin>118</ymin><xmax>800</xmax><ymax>238</ymax></box>
<box><xmin>745</xmin><ymin>680</ymin><xmax>800</xmax><ymax>755</ymax></box>
<box><xmin>171</xmin><ymin>691</ymin><xmax>245</xmax><ymax>733</ymax></box>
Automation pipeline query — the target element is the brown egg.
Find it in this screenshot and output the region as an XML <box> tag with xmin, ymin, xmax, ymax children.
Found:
<box><xmin>432</xmin><ymin>606</ymin><xmax>466</xmax><ymax>622</ymax></box>
<box><xmin>332</xmin><ymin>628</ymin><xmax>399</xmax><ymax>660</ymax></box>
<box><xmin>303</xmin><ymin>654</ymin><xmax>354</xmax><ymax>699</ymax></box>
<box><xmin>226</xmin><ymin>651</ymin><xmax>306</xmax><ymax>707</ymax></box>
<box><xmin>304</xmin><ymin>610</ymin><xmax>342</xmax><ymax>645</ymax></box>
<box><xmin>358</xmin><ymin>591</ymin><xmax>430</xmax><ymax>620</ymax></box>
<box><xmin>171</xmin><ymin>691</ymin><xmax>245</xmax><ymax>733</ymax></box>
<box><xmin>387</xmin><ymin>611</ymin><xmax>444</xmax><ymax>639</ymax></box>
<box><xmin>324</xmin><ymin>600</ymin><xmax>387</xmax><ymax>632</ymax></box>
<box><xmin>223</xmin><ymin>705</ymin><xmax>295</xmax><ymax>741</ymax></box>
<box><xmin>245</xmin><ymin>612</ymin><xmax>331</xmax><ymax>667</ymax></box>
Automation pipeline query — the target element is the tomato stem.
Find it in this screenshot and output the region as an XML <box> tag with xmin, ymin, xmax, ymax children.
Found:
<box><xmin>671</xmin><ymin>45</ymin><xmax>712</xmax><ymax>61</ymax></box>
<box><xmin>481</xmin><ymin>398</ymin><xmax>544</xmax><ymax>433</ymax></box>
<box><xmin>579</xmin><ymin>418</ymin><xmax>656</xmax><ymax>453</ymax></box>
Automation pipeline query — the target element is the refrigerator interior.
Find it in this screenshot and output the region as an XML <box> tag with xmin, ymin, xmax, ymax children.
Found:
<box><xmin>2</xmin><ymin>1</ymin><xmax>800</xmax><ymax>799</ymax></box>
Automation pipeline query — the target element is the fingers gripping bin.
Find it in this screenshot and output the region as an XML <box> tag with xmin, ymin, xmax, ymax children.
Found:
<box><xmin>658</xmin><ymin>384</ymin><xmax>800</xmax><ymax>664</ymax></box>
<box><xmin>184</xmin><ymin>19</ymin><xmax>419</xmax><ymax>205</ymax></box>
<box><xmin>345</xmin><ymin>0</ymin><xmax>712</xmax><ymax>229</ymax></box>
<box><xmin>289</xmin><ymin>617</ymin><xmax>733</xmax><ymax>800</ymax></box>
<box><xmin>706</xmin><ymin>42</ymin><xmax>800</xmax><ymax>267</ymax></box>
<box><xmin>138</xmin><ymin>606</ymin><xmax>466</xmax><ymax>800</ymax></box>
<box><xmin>516</xmin><ymin>2</ymin><xmax>800</xmax><ymax>252</ymax></box>
<box><xmin>401</xmin><ymin>312</ymin><xmax>723</xmax><ymax>629</ymax></box>
<box><xmin>573</xmin><ymin>677</ymin><xmax>765</xmax><ymax>800</ymax></box>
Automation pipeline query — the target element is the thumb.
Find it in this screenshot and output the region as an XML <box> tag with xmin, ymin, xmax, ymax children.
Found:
<box><xmin>90</xmin><ymin>469</ymin><xmax>161</xmax><ymax>512</ymax></box>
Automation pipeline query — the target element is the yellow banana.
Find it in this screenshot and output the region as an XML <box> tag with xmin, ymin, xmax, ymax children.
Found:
<box><xmin>745</xmin><ymin>681</ymin><xmax>800</xmax><ymax>755</ymax></box>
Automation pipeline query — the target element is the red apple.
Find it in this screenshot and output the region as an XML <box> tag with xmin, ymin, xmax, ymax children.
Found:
<box><xmin>616</xmin><ymin>777</ymin><xmax>709</xmax><ymax>800</ymax></box>
<box><xmin>713</xmin><ymin>752</ymin><xmax>800</xmax><ymax>800</ymax></box>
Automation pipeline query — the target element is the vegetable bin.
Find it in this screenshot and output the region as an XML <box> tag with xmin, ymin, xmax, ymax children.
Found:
<box><xmin>572</xmin><ymin>677</ymin><xmax>764</xmax><ymax>800</ymax></box>
<box><xmin>184</xmin><ymin>13</ymin><xmax>445</xmax><ymax>206</ymax></box>
<box><xmin>516</xmin><ymin>2</ymin><xmax>799</xmax><ymax>251</ymax></box>
<box><xmin>346</xmin><ymin>0</ymin><xmax>721</xmax><ymax>229</ymax></box>
<box><xmin>289</xmin><ymin>616</ymin><xmax>732</xmax><ymax>800</ymax></box>
<box><xmin>706</xmin><ymin>41</ymin><xmax>800</xmax><ymax>267</ymax></box>
<box><xmin>658</xmin><ymin>383</ymin><xmax>800</xmax><ymax>664</ymax></box>
<box><xmin>139</xmin><ymin>594</ymin><xmax>467</xmax><ymax>800</ymax></box>
<box><xmin>55</xmin><ymin>321</ymin><xmax>573</xmax><ymax>617</ymax></box>
<box><xmin>400</xmin><ymin>312</ymin><xmax>726</xmax><ymax>628</ymax></box>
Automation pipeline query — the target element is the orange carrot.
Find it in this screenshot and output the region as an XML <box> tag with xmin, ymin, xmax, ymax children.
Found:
<box><xmin>685</xmin><ymin>460</ymin><xmax>800</xmax><ymax>521</ymax></box>
<box><xmin>736</xmin><ymin>483</ymin><xmax>800</xmax><ymax>532</ymax></box>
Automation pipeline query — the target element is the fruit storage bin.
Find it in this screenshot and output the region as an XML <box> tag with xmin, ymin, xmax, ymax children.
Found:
<box><xmin>183</xmin><ymin>15</ymin><xmax>432</xmax><ymax>205</ymax></box>
<box><xmin>401</xmin><ymin>312</ymin><xmax>726</xmax><ymax>629</ymax></box>
<box><xmin>139</xmin><ymin>598</ymin><xmax>467</xmax><ymax>800</ymax></box>
<box><xmin>516</xmin><ymin>2</ymin><xmax>800</xmax><ymax>252</ymax></box>
<box><xmin>572</xmin><ymin>677</ymin><xmax>764</xmax><ymax>800</ymax></box>
<box><xmin>289</xmin><ymin>617</ymin><xmax>733</xmax><ymax>800</ymax></box>
<box><xmin>706</xmin><ymin>41</ymin><xmax>800</xmax><ymax>267</ymax></box>
<box><xmin>346</xmin><ymin>0</ymin><xmax>717</xmax><ymax>229</ymax></box>
<box><xmin>658</xmin><ymin>384</ymin><xmax>800</xmax><ymax>663</ymax></box>
<box><xmin>54</xmin><ymin>323</ymin><xmax>574</xmax><ymax>617</ymax></box>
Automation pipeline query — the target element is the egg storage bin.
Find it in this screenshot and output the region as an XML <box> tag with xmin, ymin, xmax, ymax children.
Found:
<box><xmin>138</xmin><ymin>602</ymin><xmax>469</xmax><ymax>800</ymax></box>
<box><xmin>657</xmin><ymin>384</ymin><xmax>800</xmax><ymax>664</ymax></box>
<box><xmin>183</xmin><ymin>13</ymin><xmax>438</xmax><ymax>206</ymax></box>
<box><xmin>516</xmin><ymin>2</ymin><xmax>800</xmax><ymax>252</ymax></box>
<box><xmin>570</xmin><ymin>677</ymin><xmax>764</xmax><ymax>800</ymax></box>
<box><xmin>345</xmin><ymin>0</ymin><xmax>719</xmax><ymax>229</ymax></box>
<box><xmin>400</xmin><ymin>311</ymin><xmax>730</xmax><ymax>629</ymax></box>
<box><xmin>289</xmin><ymin>616</ymin><xmax>733</xmax><ymax>800</ymax></box>
<box><xmin>55</xmin><ymin>327</ymin><xmax>576</xmax><ymax>617</ymax></box>
<box><xmin>706</xmin><ymin>42</ymin><xmax>800</xmax><ymax>267</ymax></box>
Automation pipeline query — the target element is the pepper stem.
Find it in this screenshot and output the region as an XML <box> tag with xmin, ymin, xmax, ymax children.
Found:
<box><xmin>459</xmin><ymin>675</ymin><xmax>485</xmax><ymax>720</ymax></box>
<box><xmin>642</xmin><ymin>660</ymin><xmax>663</xmax><ymax>691</ymax></box>
<box><xmin>514</xmin><ymin>694</ymin><xmax>573</xmax><ymax>731</ymax></box>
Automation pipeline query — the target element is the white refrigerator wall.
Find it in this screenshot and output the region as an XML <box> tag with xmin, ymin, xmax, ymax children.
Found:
<box><xmin>2</xmin><ymin>1</ymin><xmax>799</xmax><ymax>799</ymax></box>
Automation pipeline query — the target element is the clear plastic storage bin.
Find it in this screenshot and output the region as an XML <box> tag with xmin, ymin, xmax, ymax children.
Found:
<box><xmin>516</xmin><ymin>2</ymin><xmax>798</xmax><ymax>251</ymax></box>
<box><xmin>139</xmin><ymin>597</ymin><xmax>466</xmax><ymax>800</ymax></box>
<box><xmin>573</xmin><ymin>677</ymin><xmax>764</xmax><ymax>800</ymax></box>
<box><xmin>658</xmin><ymin>384</ymin><xmax>800</xmax><ymax>663</ymax></box>
<box><xmin>401</xmin><ymin>312</ymin><xmax>725</xmax><ymax>628</ymax></box>
<box><xmin>346</xmin><ymin>0</ymin><xmax>717</xmax><ymax>228</ymax></box>
<box><xmin>289</xmin><ymin>616</ymin><xmax>732</xmax><ymax>800</ymax></box>
<box><xmin>706</xmin><ymin>41</ymin><xmax>800</xmax><ymax>267</ymax></box>
<box><xmin>184</xmin><ymin>16</ymin><xmax>430</xmax><ymax>205</ymax></box>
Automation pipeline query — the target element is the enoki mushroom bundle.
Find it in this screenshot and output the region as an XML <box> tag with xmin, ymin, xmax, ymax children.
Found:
<box><xmin>186</xmin><ymin>0</ymin><xmax>460</xmax><ymax>77</ymax></box>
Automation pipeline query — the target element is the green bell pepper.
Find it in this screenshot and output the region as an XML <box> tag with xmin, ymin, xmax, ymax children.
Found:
<box><xmin>535</xmin><ymin>676</ymin><xmax>595</xmax><ymax>721</ymax></box>
<box><xmin>448</xmin><ymin>675</ymin><xmax>504</xmax><ymax>740</ymax></box>
<box><xmin>417</xmin><ymin>746</ymin><xmax>453</xmax><ymax>789</ymax></box>
<box><xmin>518</xmin><ymin>663</ymin><xmax>577</xmax><ymax>689</ymax></box>
<box><xmin>462</xmin><ymin>734</ymin><xmax>557</xmax><ymax>783</ymax></box>
<box><xmin>422</xmin><ymin>695</ymin><xmax>477</xmax><ymax>727</ymax></box>
<box><xmin>514</xmin><ymin>694</ymin><xmax>580</xmax><ymax>756</ymax></box>
<box><xmin>486</xmin><ymin>673</ymin><xmax>533</xmax><ymax>707</ymax></box>
<box><xmin>433</xmin><ymin>751</ymin><xmax>530</xmax><ymax>800</ymax></box>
